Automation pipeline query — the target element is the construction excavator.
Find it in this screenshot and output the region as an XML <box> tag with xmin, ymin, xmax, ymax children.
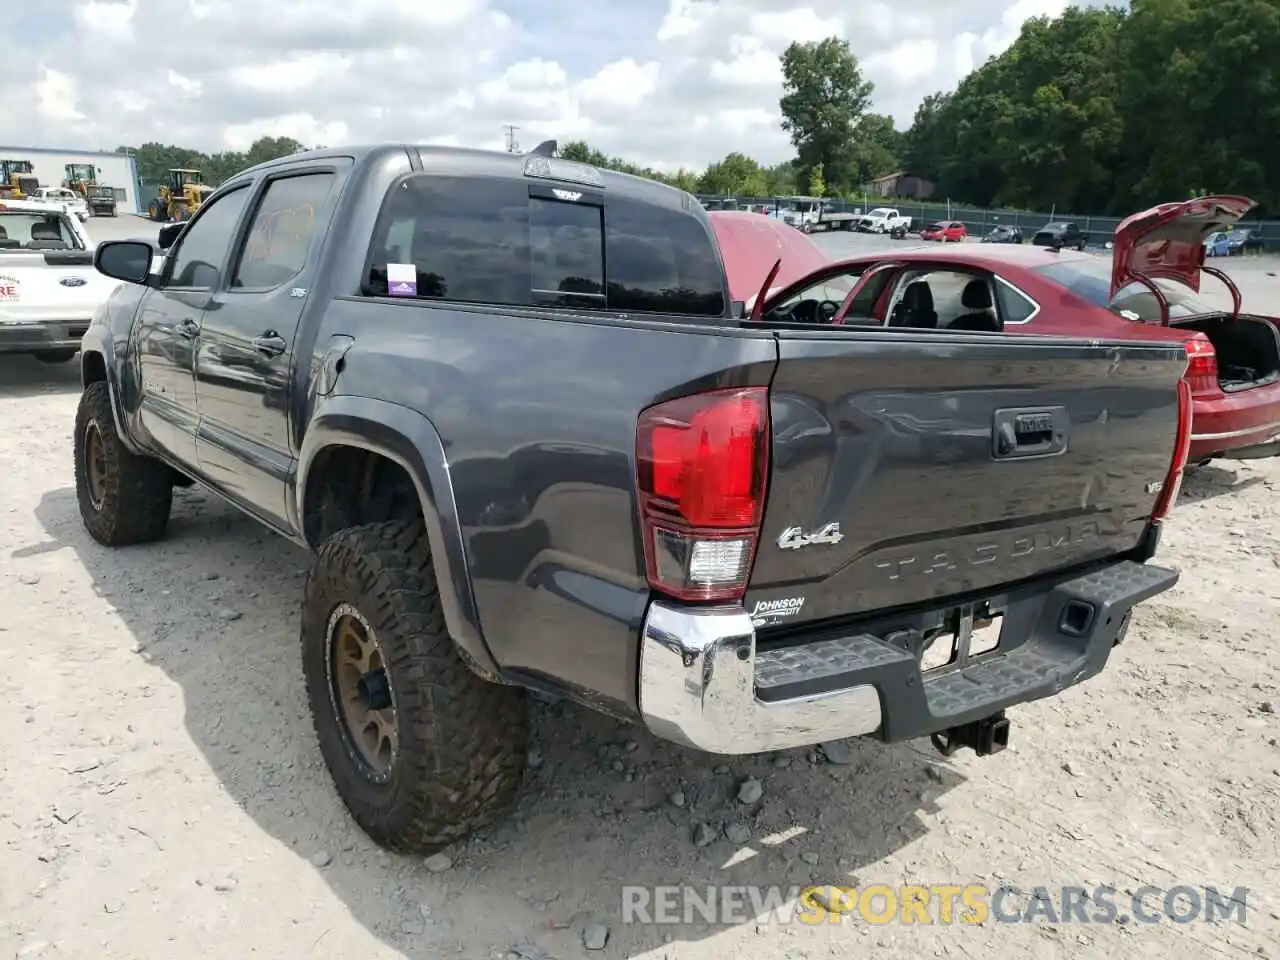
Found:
<box><xmin>0</xmin><ymin>159</ymin><xmax>39</xmax><ymax>199</ymax></box>
<box><xmin>147</xmin><ymin>167</ymin><xmax>214</xmax><ymax>222</ymax></box>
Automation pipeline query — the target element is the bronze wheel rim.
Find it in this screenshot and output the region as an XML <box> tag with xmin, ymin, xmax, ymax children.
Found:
<box><xmin>83</xmin><ymin>421</ymin><xmax>107</xmax><ymax>510</ymax></box>
<box><xmin>326</xmin><ymin>603</ymin><xmax>399</xmax><ymax>780</ymax></box>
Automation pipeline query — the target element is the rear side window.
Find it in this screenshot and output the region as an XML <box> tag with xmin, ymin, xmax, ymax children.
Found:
<box><xmin>364</xmin><ymin>175</ymin><xmax>726</xmax><ymax>316</ymax></box>
<box><xmin>605</xmin><ymin>198</ymin><xmax>725</xmax><ymax>315</ymax></box>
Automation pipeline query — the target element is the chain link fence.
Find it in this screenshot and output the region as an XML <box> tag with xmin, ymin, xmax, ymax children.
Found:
<box><xmin>706</xmin><ymin>195</ymin><xmax>1279</xmax><ymax>252</ymax></box>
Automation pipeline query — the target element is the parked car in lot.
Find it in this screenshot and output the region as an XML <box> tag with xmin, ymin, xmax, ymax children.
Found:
<box><xmin>715</xmin><ymin>195</ymin><xmax>1279</xmax><ymax>465</ymax></box>
<box><xmin>1032</xmin><ymin>221</ymin><xmax>1088</xmax><ymax>251</ymax></box>
<box><xmin>920</xmin><ymin>220</ymin><xmax>968</xmax><ymax>242</ymax></box>
<box><xmin>0</xmin><ymin>198</ymin><xmax>110</xmax><ymax>362</ymax></box>
<box><xmin>982</xmin><ymin>224</ymin><xmax>1023</xmax><ymax>244</ymax></box>
<box><xmin>1206</xmin><ymin>227</ymin><xmax>1263</xmax><ymax>257</ymax></box>
<box><xmin>76</xmin><ymin>144</ymin><xmax>1188</xmax><ymax>853</ymax></box>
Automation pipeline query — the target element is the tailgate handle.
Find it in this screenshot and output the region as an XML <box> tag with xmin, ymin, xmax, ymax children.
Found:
<box><xmin>993</xmin><ymin>407</ymin><xmax>1068</xmax><ymax>459</ymax></box>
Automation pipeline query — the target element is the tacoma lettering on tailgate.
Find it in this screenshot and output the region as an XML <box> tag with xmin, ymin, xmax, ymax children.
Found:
<box><xmin>874</xmin><ymin>520</ymin><xmax>1103</xmax><ymax>581</ymax></box>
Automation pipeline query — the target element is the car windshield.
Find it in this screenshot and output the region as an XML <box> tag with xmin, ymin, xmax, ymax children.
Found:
<box><xmin>1032</xmin><ymin>258</ymin><xmax>1215</xmax><ymax>321</ymax></box>
<box><xmin>89</xmin><ymin>187</ymin><xmax>113</xmax><ymax>199</ymax></box>
<box><xmin>927</xmin><ymin>222</ymin><xmax>945</xmax><ymax>230</ymax></box>
<box><xmin>0</xmin><ymin>211</ymin><xmax>81</xmax><ymax>250</ymax></box>
<box><xmin>1041</xmin><ymin>223</ymin><xmax>1066</xmax><ymax>231</ymax></box>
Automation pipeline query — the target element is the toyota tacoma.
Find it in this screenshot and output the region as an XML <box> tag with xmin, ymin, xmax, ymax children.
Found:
<box><xmin>75</xmin><ymin>142</ymin><xmax>1192</xmax><ymax>854</ymax></box>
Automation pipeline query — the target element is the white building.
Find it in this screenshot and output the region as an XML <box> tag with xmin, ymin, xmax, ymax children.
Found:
<box><xmin>0</xmin><ymin>146</ymin><xmax>141</xmax><ymax>214</ymax></box>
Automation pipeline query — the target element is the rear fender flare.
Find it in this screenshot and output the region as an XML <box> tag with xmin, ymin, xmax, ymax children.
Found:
<box><xmin>78</xmin><ymin>328</ymin><xmax>144</xmax><ymax>455</ymax></box>
<box><xmin>296</xmin><ymin>395</ymin><xmax>499</xmax><ymax>678</ymax></box>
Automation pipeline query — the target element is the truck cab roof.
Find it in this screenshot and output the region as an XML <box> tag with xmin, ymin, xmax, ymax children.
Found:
<box><xmin>231</xmin><ymin>143</ymin><xmax>695</xmax><ymax>213</ymax></box>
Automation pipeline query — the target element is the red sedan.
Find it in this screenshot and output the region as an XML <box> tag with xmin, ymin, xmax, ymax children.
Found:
<box><xmin>708</xmin><ymin>196</ymin><xmax>1280</xmax><ymax>464</ymax></box>
<box><xmin>920</xmin><ymin>220</ymin><xmax>968</xmax><ymax>242</ymax></box>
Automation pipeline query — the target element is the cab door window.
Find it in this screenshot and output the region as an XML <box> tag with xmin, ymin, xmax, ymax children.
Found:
<box><xmin>165</xmin><ymin>186</ymin><xmax>251</xmax><ymax>289</ymax></box>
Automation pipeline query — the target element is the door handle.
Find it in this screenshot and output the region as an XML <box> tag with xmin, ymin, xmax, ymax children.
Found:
<box><xmin>251</xmin><ymin>331</ymin><xmax>287</xmax><ymax>357</ymax></box>
<box><xmin>177</xmin><ymin>318</ymin><xmax>200</xmax><ymax>338</ymax></box>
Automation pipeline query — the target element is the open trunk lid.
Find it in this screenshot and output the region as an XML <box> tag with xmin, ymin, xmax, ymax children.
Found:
<box><xmin>1111</xmin><ymin>195</ymin><xmax>1255</xmax><ymax>299</ymax></box>
<box><xmin>744</xmin><ymin>327</ymin><xmax>1188</xmax><ymax>629</ymax></box>
<box><xmin>0</xmin><ymin>251</ymin><xmax>110</xmax><ymax>324</ymax></box>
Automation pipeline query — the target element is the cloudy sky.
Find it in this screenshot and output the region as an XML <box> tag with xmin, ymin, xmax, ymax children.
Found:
<box><xmin>5</xmin><ymin>0</ymin><xmax>1082</xmax><ymax>171</ymax></box>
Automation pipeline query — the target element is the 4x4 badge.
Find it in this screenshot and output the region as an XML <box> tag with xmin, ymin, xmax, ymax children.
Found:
<box><xmin>777</xmin><ymin>522</ymin><xmax>843</xmax><ymax>550</ymax></box>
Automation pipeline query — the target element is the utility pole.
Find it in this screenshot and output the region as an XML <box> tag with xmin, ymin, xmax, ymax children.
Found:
<box><xmin>502</xmin><ymin>125</ymin><xmax>520</xmax><ymax>153</ymax></box>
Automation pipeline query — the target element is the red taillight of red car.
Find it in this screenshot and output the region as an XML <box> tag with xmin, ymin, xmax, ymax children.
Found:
<box><xmin>1183</xmin><ymin>337</ymin><xmax>1220</xmax><ymax>397</ymax></box>
<box><xmin>1151</xmin><ymin>377</ymin><xmax>1193</xmax><ymax>523</ymax></box>
<box><xmin>635</xmin><ymin>387</ymin><xmax>769</xmax><ymax>601</ymax></box>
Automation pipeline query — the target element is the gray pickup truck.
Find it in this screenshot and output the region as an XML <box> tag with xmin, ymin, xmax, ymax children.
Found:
<box><xmin>77</xmin><ymin>142</ymin><xmax>1192</xmax><ymax>855</ymax></box>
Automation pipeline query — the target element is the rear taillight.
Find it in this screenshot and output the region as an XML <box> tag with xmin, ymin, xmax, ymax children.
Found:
<box><xmin>1151</xmin><ymin>377</ymin><xmax>1193</xmax><ymax>523</ymax></box>
<box><xmin>636</xmin><ymin>387</ymin><xmax>769</xmax><ymax>602</ymax></box>
<box><xmin>1183</xmin><ymin>337</ymin><xmax>1220</xmax><ymax>396</ymax></box>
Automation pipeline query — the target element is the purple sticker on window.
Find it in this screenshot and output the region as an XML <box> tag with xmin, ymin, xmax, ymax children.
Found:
<box><xmin>386</xmin><ymin>263</ymin><xmax>417</xmax><ymax>297</ymax></box>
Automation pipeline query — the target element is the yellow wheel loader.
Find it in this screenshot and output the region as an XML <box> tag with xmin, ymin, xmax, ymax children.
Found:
<box><xmin>0</xmin><ymin>159</ymin><xmax>39</xmax><ymax>199</ymax></box>
<box><xmin>146</xmin><ymin>168</ymin><xmax>215</xmax><ymax>222</ymax></box>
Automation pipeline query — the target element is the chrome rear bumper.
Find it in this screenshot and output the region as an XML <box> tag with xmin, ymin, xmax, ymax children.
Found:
<box><xmin>638</xmin><ymin>601</ymin><xmax>882</xmax><ymax>754</ymax></box>
<box><xmin>638</xmin><ymin>560</ymin><xmax>1180</xmax><ymax>756</ymax></box>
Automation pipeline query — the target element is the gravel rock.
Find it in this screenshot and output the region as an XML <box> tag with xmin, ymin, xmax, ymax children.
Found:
<box><xmin>725</xmin><ymin>822</ymin><xmax>752</xmax><ymax>844</ymax></box>
<box><xmin>424</xmin><ymin>853</ymin><xmax>453</xmax><ymax>873</ymax></box>
<box><xmin>582</xmin><ymin>922</ymin><xmax>610</xmax><ymax>950</ymax></box>
<box><xmin>309</xmin><ymin>850</ymin><xmax>332</xmax><ymax>867</ymax></box>
<box><xmin>819</xmin><ymin>741</ymin><xmax>856</xmax><ymax>765</ymax></box>
<box><xmin>737</xmin><ymin>777</ymin><xmax>763</xmax><ymax>804</ymax></box>
<box><xmin>693</xmin><ymin>822</ymin><xmax>717</xmax><ymax>847</ymax></box>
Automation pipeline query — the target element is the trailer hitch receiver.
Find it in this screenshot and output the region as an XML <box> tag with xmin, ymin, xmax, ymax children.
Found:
<box><xmin>930</xmin><ymin>711</ymin><xmax>1010</xmax><ymax>757</ymax></box>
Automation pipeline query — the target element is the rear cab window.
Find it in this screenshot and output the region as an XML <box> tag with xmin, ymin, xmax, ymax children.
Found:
<box><xmin>0</xmin><ymin>211</ymin><xmax>82</xmax><ymax>250</ymax></box>
<box><xmin>363</xmin><ymin>173</ymin><xmax>727</xmax><ymax>317</ymax></box>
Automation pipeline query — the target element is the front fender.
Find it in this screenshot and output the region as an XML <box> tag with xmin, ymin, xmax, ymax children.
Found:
<box><xmin>79</xmin><ymin>325</ymin><xmax>144</xmax><ymax>455</ymax></box>
<box><xmin>296</xmin><ymin>394</ymin><xmax>499</xmax><ymax>678</ymax></box>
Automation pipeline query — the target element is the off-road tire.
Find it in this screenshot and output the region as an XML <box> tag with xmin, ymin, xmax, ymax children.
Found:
<box><xmin>301</xmin><ymin>520</ymin><xmax>528</xmax><ymax>854</ymax></box>
<box><xmin>34</xmin><ymin>349</ymin><xmax>78</xmax><ymax>363</ymax></box>
<box><xmin>74</xmin><ymin>382</ymin><xmax>174</xmax><ymax>546</ymax></box>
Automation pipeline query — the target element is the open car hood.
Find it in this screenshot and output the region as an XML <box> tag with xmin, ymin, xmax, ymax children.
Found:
<box><xmin>706</xmin><ymin>211</ymin><xmax>832</xmax><ymax>308</ymax></box>
<box><xmin>1111</xmin><ymin>195</ymin><xmax>1255</xmax><ymax>299</ymax></box>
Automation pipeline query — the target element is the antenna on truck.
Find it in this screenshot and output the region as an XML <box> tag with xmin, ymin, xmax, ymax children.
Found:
<box><xmin>527</xmin><ymin>139</ymin><xmax>557</xmax><ymax>157</ymax></box>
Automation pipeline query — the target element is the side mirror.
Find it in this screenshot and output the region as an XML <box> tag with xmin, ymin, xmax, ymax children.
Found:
<box><xmin>158</xmin><ymin>222</ymin><xmax>183</xmax><ymax>250</ymax></box>
<box><xmin>94</xmin><ymin>240</ymin><xmax>155</xmax><ymax>286</ymax></box>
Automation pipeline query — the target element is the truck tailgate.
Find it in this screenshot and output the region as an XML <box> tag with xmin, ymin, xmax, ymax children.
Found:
<box><xmin>0</xmin><ymin>251</ymin><xmax>105</xmax><ymax>324</ymax></box>
<box><xmin>747</xmin><ymin>330</ymin><xmax>1187</xmax><ymax>627</ymax></box>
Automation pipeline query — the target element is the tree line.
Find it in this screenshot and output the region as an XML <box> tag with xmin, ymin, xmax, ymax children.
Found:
<box><xmin>116</xmin><ymin>0</ymin><xmax>1276</xmax><ymax>216</ymax></box>
<box><xmin>114</xmin><ymin>137</ymin><xmax>312</xmax><ymax>187</ymax></box>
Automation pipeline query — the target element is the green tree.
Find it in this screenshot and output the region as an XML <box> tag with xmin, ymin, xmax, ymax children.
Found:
<box><xmin>907</xmin><ymin>5</ymin><xmax>1127</xmax><ymax>212</ymax></box>
<box><xmin>119</xmin><ymin>136</ymin><xmax>309</xmax><ymax>187</ymax></box>
<box><xmin>698</xmin><ymin>152</ymin><xmax>769</xmax><ymax>196</ymax></box>
<box><xmin>808</xmin><ymin>163</ymin><xmax>825</xmax><ymax>197</ymax></box>
<box><xmin>848</xmin><ymin>113</ymin><xmax>904</xmax><ymax>187</ymax></box>
<box><xmin>1112</xmin><ymin>0</ymin><xmax>1280</xmax><ymax>212</ymax></box>
<box><xmin>902</xmin><ymin>92</ymin><xmax>952</xmax><ymax>182</ymax></box>
<box><xmin>779</xmin><ymin>37</ymin><xmax>873</xmax><ymax>191</ymax></box>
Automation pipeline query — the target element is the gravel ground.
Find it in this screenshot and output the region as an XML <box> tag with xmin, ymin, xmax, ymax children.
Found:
<box><xmin>1</xmin><ymin>222</ymin><xmax>1278</xmax><ymax>959</ymax></box>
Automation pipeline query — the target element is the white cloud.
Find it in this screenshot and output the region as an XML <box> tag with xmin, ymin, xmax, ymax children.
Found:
<box><xmin>1</xmin><ymin>0</ymin><xmax>1084</xmax><ymax>170</ymax></box>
